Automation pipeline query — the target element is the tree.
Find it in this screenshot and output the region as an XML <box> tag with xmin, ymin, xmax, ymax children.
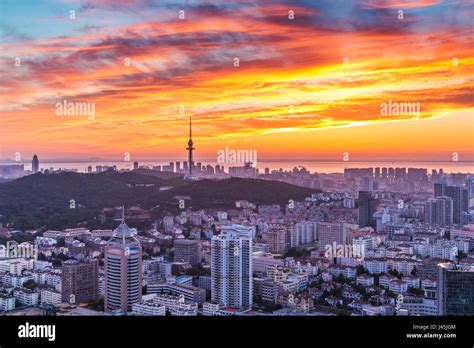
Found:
<box><xmin>89</xmin><ymin>298</ymin><xmax>104</xmax><ymax>311</ymax></box>
<box><xmin>356</xmin><ymin>265</ymin><xmax>366</xmax><ymax>276</ymax></box>
<box><xmin>374</xmin><ymin>274</ymin><xmax>380</xmax><ymax>286</ymax></box>
<box><xmin>407</xmin><ymin>287</ymin><xmax>424</xmax><ymax>296</ymax></box>
<box><xmin>284</xmin><ymin>247</ymin><xmax>309</xmax><ymax>258</ymax></box>
<box><xmin>353</xmin><ymin>284</ymin><xmax>366</xmax><ymax>295</ymax></box>
<box><xmin>56</xmin><ymin>253</ymin><xmax>70</xmax><ymax>261</ymax></box>
<box><xmin>22</xmin><ymin>279</ymin><xmax>38</xmax><ymax>290</ymax></box>
<box><xmin>457</xmin><ymin>251</ymin><xmax>467</xmax><ymax>261</ymax></box>
<box><xmin>11</xmin><ymin>232</ymin><xmax>36</xmax><ymax>244</ymax></box>
<box><xmin>388</xmin><ymin>268</ymin><xmax>400</xmax><ymax>278</ymax></box>
<box><xmin>262</xmin><ymin>302</ymin><xmax>282</xmax><ymax>313</ymax></box>
<box><xmin>329</xmin><ymin>287</ymin><xmax>342</xmax><ymax>298</ymax></box>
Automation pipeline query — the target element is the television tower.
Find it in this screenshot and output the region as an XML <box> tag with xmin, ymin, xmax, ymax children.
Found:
<box><xmin>186</xmin><ymin>116</ymin><xmax>194</xmax><ymax>177</ymax></box>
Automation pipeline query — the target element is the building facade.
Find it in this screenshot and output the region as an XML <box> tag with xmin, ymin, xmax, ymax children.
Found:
<box><xmin>61</xmin><ymin>259</ymin><xmax>99</xmax><ymax>304</ymax></box>
<box><xmin>104</xmin><ymin>218</ymin><xmax>143</xmax><ymax>314</ymax></box>
<box><xmin>211</xmin><ymin>224</ymin><xmax>253</xmax><ymax>309</ymax></box>
<box><xmin>437</xmin><ymin>263</ymin><xmax>474</xmax><ymax>315</ymax></box>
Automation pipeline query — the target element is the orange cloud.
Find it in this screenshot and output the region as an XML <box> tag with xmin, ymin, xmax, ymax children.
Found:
<box><xmin>0</xmin><ymin>1</ymin><xmax>472</xmax><ymax>162</ymax></box>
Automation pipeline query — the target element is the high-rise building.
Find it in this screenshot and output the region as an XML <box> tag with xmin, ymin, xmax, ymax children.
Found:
<box><xmin>437</xmin><ymin>263</ymin><xmax>474</xmax><ymax>315</ymax></box>
<box><xmin>290</xmin><ymin>222</ymin><xmax>316</xmax><ymax>247</ymax></box>
<box><xmin>424</xmin><ymin>196</ymin><xmax>453</xmax><ymax>226</ymax></box>
<box><xmin>316</xmin><ymin>222</ymin><xmax>347</xmax><ymax>249</ymax></box>
<box><xmin>133</xmin><ymin>161</ymin><xmax>139</xmax><ymax>170</ymax></box>
<box><xmin>465</xmin><ymin>177</ymin><xmax>473</xmax><ymax>199</ymax></box>
<box><xmin>205</xmin><ymin>164</ymin><xmax>214</xmax><ymax>175</ymax></box>
<box><xmin>265</xmin><ymin>225</ymin><xmax>287</xmax><ymax>253</ymax></box>
<box><xmin>211</xmin><ymin>224</ymin><xmax>253</xmax><ymax>309</ymax></box>
<box><xmin>87</xmin><ymin>165</ymin><xmax>92</xmax><ymax>174</ymax></box>
<box><xmin>174</xmin><ymin>239</ymin><xmax>201</xmax><ymax>266</ymax></box>
<box><xmin>361</xmin><ymin>176</ymin><xmax>374</xmax><ymax>191</ymax></box>
<box><xmin>434</xmin><ymin>182</ymin><xmax>446</xmax><ymax>197</ymax></box>
<box><xmin>358</xmin><ymin>191</ymin><xmax>378</xmax><ymax>228</ymax></box>
<box><xmin>373</xmin><ymin>207</ymin><xmax>390</xmax><ymax>232</ymax></box>
<box><xmin>61</xmin><ymin>259</ymin><xmax>99</xmax><ymax>304</ymax></box>
<box><xmin>105</xmin><ymin>212</ymin><xmax>142</xmax><ymax>314</ymax></box>
<box><xmin>407</xmin><ymin>168</ymin><xmax>427</xmax><ymax>182</ymax></box>
<box><xmin>445</xmin><ymin>185</ymin><xmax>469</xmax><ymax>225</ymax></box>
<box><xmin>394</xmin><ymin>167</ymin><xmax>406</xmax><ymax>181</ymax></box>
<box><xmin>32</xmin><ymin>154</ymin><xmax>39</xmax><ymax>173</ymax></box>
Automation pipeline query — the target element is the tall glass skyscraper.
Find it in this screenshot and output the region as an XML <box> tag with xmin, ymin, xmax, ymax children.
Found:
<box><xmin>437</xmin><ymin>263</ymin><xmax>474</xmax><ymax>315</ymax></box>
<box><xmin>424</xmin><ymin>196</ymin><xmax>453</xmax><ymax>226</ymax></box>
<box><xmin>358</xmin><ymin>191</ymin><xmax>378</xmax><ymax>228</ymax></box>
<box><xmin>434</xmin><ymin>183</ymin><xmax>469</xmax><ymax>225</ymax></box>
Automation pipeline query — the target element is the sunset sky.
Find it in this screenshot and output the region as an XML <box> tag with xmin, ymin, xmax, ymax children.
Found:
<box><xmin>0</xmin><ymin>0</ymin><xmax>473</xmax><ymax>162</ymax></box>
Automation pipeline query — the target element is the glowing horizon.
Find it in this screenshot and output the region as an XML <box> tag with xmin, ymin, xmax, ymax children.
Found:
<box><xmin>1</xmin><ymin>0</ymin><xmax>473</xmax><ymax>163</ymax></box>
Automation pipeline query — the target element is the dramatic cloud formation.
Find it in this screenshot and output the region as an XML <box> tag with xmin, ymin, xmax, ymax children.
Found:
<box><xmin>0</xmin><ymin>0</ymin><xmax>472</xmax><ymax>161</ymax></box>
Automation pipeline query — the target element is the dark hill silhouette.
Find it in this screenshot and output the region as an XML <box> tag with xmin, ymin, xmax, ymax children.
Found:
<box><xmin>155</xmin><ymin>177</ymin><xmax>320</xmax><ymax>209</ymax></box>
<box><xmin>0</xmin><ymin>172</ymin><xmax>319</xmax><ymax>230</ymax></box>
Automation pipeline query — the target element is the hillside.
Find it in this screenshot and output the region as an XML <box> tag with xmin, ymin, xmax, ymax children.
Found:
<box><xmin>155</xmin><ymin>177</ymin><xmax>320</xmax><ymax>209</ymax></box>
<box><xmin>133</xmin><ymin>168</ymin><xmax>183</xmax><ymax>180</ymax></box>
<box><xmin>0</xmin><ymin>172</ymin><xmax>320</xmax><ymax>230</ymax></box>
<box><xmin>0</xmin><ymin>171</ymin><xmax>178</xmax><ymax>230</ymax></box>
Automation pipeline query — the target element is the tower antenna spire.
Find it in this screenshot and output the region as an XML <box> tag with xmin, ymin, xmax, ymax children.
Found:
<box><xmin>189</xmin><ymin>116</ymin><xmax>192</xmax><ymax>139</ymax></box>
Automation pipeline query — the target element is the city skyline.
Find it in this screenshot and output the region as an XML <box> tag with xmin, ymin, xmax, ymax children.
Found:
<box><xmin>1</xmin><ymin>0</ymin><xmax>473</xmax><ymax>161</ymax></box>
<box><xmin>1</xmin><ymin>118</ymin><xmax>473</xmax><ymax>174</ymax></box>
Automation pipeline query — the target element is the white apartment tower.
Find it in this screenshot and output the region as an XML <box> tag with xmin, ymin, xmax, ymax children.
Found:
<box><xmin>211</xmin><ymin>224</ymin><xmax>253</xmax><ymax>309</ymax></box>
